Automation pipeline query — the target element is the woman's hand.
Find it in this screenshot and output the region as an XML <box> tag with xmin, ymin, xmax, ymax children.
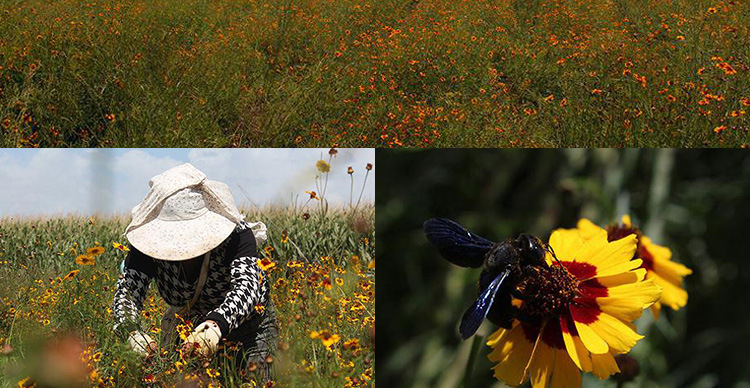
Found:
<box><xmin>127</xmin><ymin>331</ymin><xmax>157</xmax><ymax>356</ymax></box>
<box><xmin>181</xmin><ymin>320</ymin><xmax>222</xmax><ymax>358</ymax></box>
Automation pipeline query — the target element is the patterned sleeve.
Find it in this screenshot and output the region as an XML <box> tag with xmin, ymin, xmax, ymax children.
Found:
<box><xmin>112</xmin><ymin>247</ymin><xmax>156</xmax><ymax>336</ymax></box>
<box><xmin>205</xmin><ymin>223</ymin><xmax>267</xmax><ymax>335</ymax></box>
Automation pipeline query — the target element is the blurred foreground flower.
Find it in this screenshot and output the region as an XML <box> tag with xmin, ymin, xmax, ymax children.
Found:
<box><xmin>577</xmin><ymin>216</ymin><xmax>692</xmax><ymax>318</ymax></box>
<box><xmin>487</xmin><ymin>227</ymin><xmax>661</xmax><ymax>387</ymax></box>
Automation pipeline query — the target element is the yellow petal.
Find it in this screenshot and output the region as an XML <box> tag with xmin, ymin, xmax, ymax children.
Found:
<box><xmin>584</xmin><ymin>312</ymin><xmax>643</xmax><ymax>354</ymax></box>
<box><xmin>592</xmin><ymin>268</ymin><xmax>646</xmax><ymax>288</ymax></box>
<box><xmin>528</xmin><ymin>336</ymin><xmax>555</xmax><ymax>388</ymax></box>
<box><xmin>595</xmin><ymin>279</ymin><xmax>662</xmax><ymax>321</ymax></box>
<box><xmin>487</xmin><ymin>326</ymin><xmax>509</xmax><ymax>347</ymax></box>
<box><xmin>570</xmin><ymin>306</ymin><xmax>608</xmax><ymax>354</ymax></box>
<box><xmin>592</xmin><ymin>259</ymin><xmax>642</xmax><ymax>279</ymax></box>
<box><xmin>550</xmin><ymin>349</ymin><xmax>582</xmax><ymax>388</ymax></box>
<box><xmin>560</xmin><ymin>317</ymin><xmax>592</xmax><ymax>372</ymax></box>
<box><xmin>549</xmin><ymin>229</ymin><xmax>586</xmax><ymax>262</ymax></box>
<box><xmin>590</xmin><ymin>352</ymin><xmax>620</xmax><ymax>379</ymax></box>
<box><xmin>489</xmin><ymin>322</ymin><xmax>536</xmax><ymax>386</ymax></box>
<box><xmin>574</xmin><ymin>235</ymin><xmax>638</xmax><ymax>280</ymax></box>
<box><xmin>648</xmin><ymin>271</ymin><xmax>688</xmax><ymax>310</ymax></box>
<box><xmin>575</xmin><ymin>218</ymin><xmax>607</xmax><ymax>241</ymax></box>
<box><xmin>621</xmin><ymin>215</ymin><xmax>632</xmax><ymax>227</ymax></box>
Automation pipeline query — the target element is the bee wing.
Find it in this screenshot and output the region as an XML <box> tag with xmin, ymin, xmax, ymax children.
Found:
<box><xmin>423</xmin><ymin>218</ymin><xmax>493</xmax><ymax>268</ymax></box>
<box><xmin>458</xmin><ymin>269</ymin><xmax>510</xmax><ymax>339</ymax></box>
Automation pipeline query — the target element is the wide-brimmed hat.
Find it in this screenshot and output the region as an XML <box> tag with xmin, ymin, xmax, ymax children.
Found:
<box><xmin>125</xmin><ymin>163</ymin><xmax>244</xmax><ymax>261</ymax></box>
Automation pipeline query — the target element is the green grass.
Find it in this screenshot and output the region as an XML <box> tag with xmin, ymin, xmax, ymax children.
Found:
<box><xmin>0</xmin><ymin>0</ymin><xmax>748</xmax><ymax>147</ymax></box>
<box><xmin>0</xmin><ymin>206</ymin><xmax>375</xmax><ymax>387</ymax></box>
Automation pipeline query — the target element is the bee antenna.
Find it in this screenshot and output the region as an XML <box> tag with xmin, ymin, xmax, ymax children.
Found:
<box><xmin>547</xmin><ymin>244</ymin><xmax>562</xmax><ymax>265</ymax></box>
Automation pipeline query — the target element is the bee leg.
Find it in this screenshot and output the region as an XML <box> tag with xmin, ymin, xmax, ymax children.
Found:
<box><xmin>513</xmin><ymin>307</ymin><xmax>541</xmax><ymax>325</ymax></box>
<box><xmin>487</xmin><ymin>293</ymin><xmax>514</xmax><ymax>329</ymax></box>
<box><xmin>511</xmin><ymin>288</ymin><xmax>526</xmax><ymax>300</ymax></box>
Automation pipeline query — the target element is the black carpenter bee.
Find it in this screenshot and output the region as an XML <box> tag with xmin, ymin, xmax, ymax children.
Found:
<box><xmin>424</xmin><ymin>218</ymin><xmax>555</xmax><ymax>339</ymax></box>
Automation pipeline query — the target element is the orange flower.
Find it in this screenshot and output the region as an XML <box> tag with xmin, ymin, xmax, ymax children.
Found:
<box><xmin>86</xmin><ymin>246</ymin><xmax>105</xmax><ymax>256</ymax></box>
<box><xmin>75</xmin><ymin>254</ymin><xmax>95</xmax><ymax>265</ymax></box>
<box><xmin>62</xmin><ymin>270</ymin><xmax>80</xmax><ymax>280</ymax></box>
<box><xmin>713</xmin><ymin>125</ymin><xmax>727</xmax><ymax>133</ymax></box>
<box><xmin>305</xmin><ymin>190</ymin><xmax>321</xmax><ymax>201</ymax></box>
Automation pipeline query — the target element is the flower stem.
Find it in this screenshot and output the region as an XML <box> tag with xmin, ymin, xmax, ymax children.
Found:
<box><xmin>354</xmin><ymin>169</ymin><xmax>370</xmax><ymax>211</ymax></box>
<box><xmin>462</xmin><ymin>335</ymin><xmax>483</xmax><ymax>388</ymax></box>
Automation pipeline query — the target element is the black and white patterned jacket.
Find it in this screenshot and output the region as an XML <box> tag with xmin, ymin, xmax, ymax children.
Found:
<box><xmin>112</xmin><ymin>221</ymin><xmax>269</xmax><ymax>337</ymax></box>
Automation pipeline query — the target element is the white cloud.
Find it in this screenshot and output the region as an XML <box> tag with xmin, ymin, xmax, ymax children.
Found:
<box><xmin>0</xmin><ymin>149</ymin><xmax>374</xmax><ymax>217</ymax></box>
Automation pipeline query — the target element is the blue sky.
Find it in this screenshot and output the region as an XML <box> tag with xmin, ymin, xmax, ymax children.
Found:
<box><xmin>0</xmin><ymin>149</ymin><xmax>374</xmax><ymax>216</ymax></box>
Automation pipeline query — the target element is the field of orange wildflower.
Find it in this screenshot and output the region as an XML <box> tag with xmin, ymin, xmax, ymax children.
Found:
<box><xmin>0</xmin><ymin>0</ymin><xmax>747</xmax><ymax>147</ymax></box>
<box><xmin>0</xmin><ymin>206</ymin><xmax>375</xmax><ymax>387</ymax></box>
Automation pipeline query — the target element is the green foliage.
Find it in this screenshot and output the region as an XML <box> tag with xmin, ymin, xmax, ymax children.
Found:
<box><xmin>1</xmin><ymin>0</ymin><xmax>749</xmax><ymax>147</ymax></box>
<box><xmin>376</xmin><ymin>149</ymin><xmax>750</xmax><ymax>387</ymax></box>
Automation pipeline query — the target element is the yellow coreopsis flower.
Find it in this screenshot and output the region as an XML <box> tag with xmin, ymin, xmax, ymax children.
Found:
<box><xmin>487</xmin><ymin>226</ymin><xmax>661</xmax><ymax>387</ymax></box>
<box><xmin>316</xmin><ymin>160</ymin><xmax>331</xmax><ymax>173</ymax></box>
<box><xmin>75</xmin><ymin>254</ymin><xmax>95</xmax><ymax>265</ymax></box>
<box><xmin>576</xmin><ymin>216</ymin><xmax>692</xmax><ymax>318</ymax></box>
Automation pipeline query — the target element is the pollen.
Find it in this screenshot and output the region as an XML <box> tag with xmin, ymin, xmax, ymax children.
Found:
<box><xmin>517</xmin><ymin>264</ymin><xmax>578</xmax><ymax>321</ymax></box>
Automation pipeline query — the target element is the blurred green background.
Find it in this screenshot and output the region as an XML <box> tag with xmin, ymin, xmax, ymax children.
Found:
<box><xmin>376</xmin><ymin>149</ymin><xmax>750</xmax><ymax>388</ymax></box>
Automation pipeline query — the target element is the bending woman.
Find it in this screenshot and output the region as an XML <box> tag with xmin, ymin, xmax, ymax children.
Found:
<box><xmin>111</xmin><ymin>163</ymin><xmax>277</xmax><ymax>382</ymax></box>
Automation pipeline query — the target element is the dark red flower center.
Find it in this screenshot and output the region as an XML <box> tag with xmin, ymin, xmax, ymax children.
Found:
<box><xmin>517</xmin><ymin>263</ymin><xmax>579</xmax><ymax>323</ymax></box>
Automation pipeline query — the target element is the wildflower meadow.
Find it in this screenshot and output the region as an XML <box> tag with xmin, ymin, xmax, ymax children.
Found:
<box><xmin>1</xmin><ymin>0</ymin><xmax>748</xmax><ymax>147</ymax></box>
<box><xmin>0</xmin><ymin>158</ymin><xmax>375</xmax><ymax>387</ymax></box>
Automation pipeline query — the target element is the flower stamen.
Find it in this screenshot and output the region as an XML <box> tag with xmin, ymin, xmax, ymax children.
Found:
<box><xmin>516</xmin><ymin>264</ymin><xmax>578</xmax><ymax>322</ymax></box>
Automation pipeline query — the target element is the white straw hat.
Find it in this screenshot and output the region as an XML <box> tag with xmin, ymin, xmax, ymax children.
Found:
<box><xmin>125</xmin><ymin>163</ymin><xmax>244</xmax><ymax>261</ymax></box>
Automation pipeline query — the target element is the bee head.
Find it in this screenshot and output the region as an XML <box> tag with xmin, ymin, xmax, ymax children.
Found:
<box><xmin>518</xmin><ymin>234</ymin><xmax>547</xmax><ymax>267</ymax></box>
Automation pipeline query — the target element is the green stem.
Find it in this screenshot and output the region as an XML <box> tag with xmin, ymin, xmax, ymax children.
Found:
<box><xmin>354</xmin><ymin>170</ymin><xmax>370</xmax><ymax>212</ymax></box>
<box><xmin>462</xmin><ymin>335</ymin><xmax>483</xmax><ymax>388</ymax></box>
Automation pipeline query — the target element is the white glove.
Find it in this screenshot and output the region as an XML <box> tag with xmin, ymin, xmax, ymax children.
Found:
<box><xmin>246</xmin><ymin>221</ymin><xmax>268</xmax><ymax>245</ymax></box>
<box><xmin>184</xmin><ymin>321</ymin><xmax>222</xmax><ymax>357</ymax></box>
<box><xmin>127</xmin><ymin>331</ymin><xmax>155</xmax><ymax>356</ymax></box>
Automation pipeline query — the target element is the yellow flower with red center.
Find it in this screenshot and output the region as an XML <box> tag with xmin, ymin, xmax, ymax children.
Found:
<box><xmin>487</xmin><ymin>226</ymin><xmax>661</xmax><ymax>387</ymax></box>
<box><xmin>258</xmin><ymin>257</ymin><xmax>276</xmax><ymax>271</ymax></box>
<box><xmin>305</xmin><ymin>190</ymin><xmax>321</xmax><ymax>201</ymax></box>
<box><xmin>86</xmin><ymin>246</ymin><xmax>105</xmax><ymax>256</ymax></box>
<box><xmin>577</xmin><ymin>216</ymin><xmax>692</xmax><ymax>318</ymax></box>
<box><xmin>17</xmin><ymin>377</ymin><xmax>34</xmax><ymax>388</ymax></box>
<box><xmin>62</xmin><ymin>270</ymin><xmax>80</xmax><ymax>280</ymax></box>
<box><xmin>343</xmin><ymin>338</ymin><xmax>360</xmax><ymax>351</ymax></box>
<box><xmin>310</xmin><ymin>330</ymin><xmax>341</xmax><ymax>350</ymax></box>
<box><xmin>206</xmin><ymin>368</ymin><xmax>220</xmax><ymax>378</ymax></box>
<box><xmin>112</xmin><ymin>242</ymin><xmax>129</xmax><ymax>252</ymax></box>
<box><xmin>75</xmin><ymin>254</ymin><xmax>95</xmax><ymax>265</ymax></box>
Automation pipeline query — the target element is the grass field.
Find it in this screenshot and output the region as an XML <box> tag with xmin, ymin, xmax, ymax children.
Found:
<box><xmin>0</xmin><ymin>206</ymin><xmax>375</xmax><ymax>387</ymax></box>
<box><xmin>0</xmin><ymin>0</ymin><xmax>748</xmax><ymax>147</ymax></box>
